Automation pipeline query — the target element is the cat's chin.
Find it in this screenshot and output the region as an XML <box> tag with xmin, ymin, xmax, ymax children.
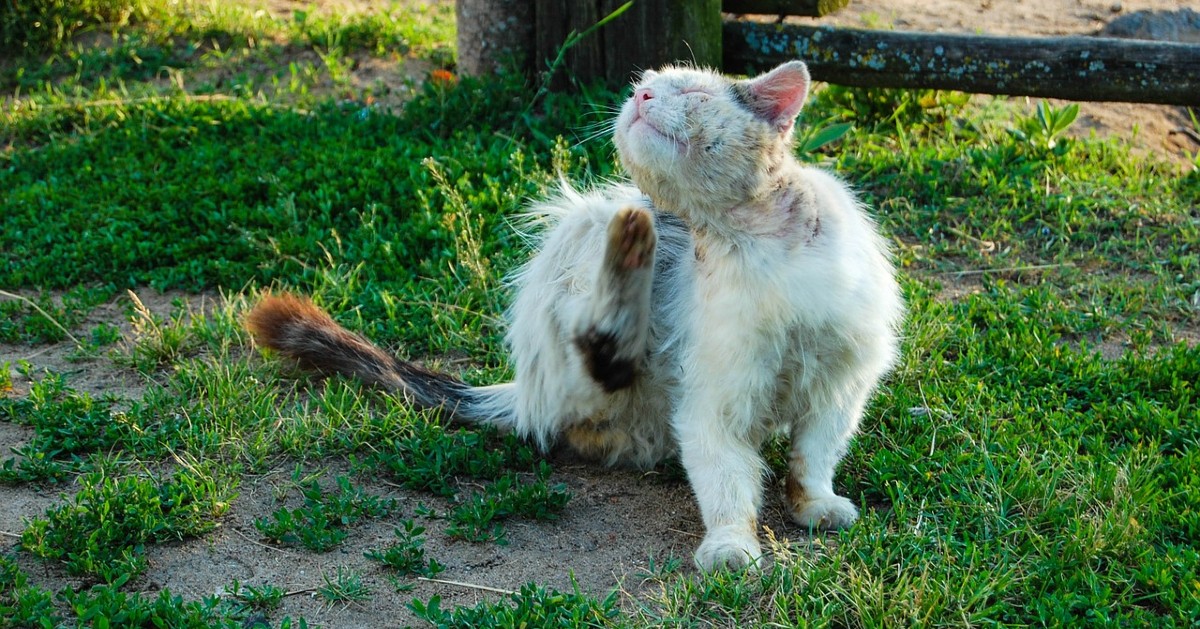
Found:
<box><xmin>620</xmin><ymin>120</ymin><xmax>686</xmax><ymax>163</ymax></box>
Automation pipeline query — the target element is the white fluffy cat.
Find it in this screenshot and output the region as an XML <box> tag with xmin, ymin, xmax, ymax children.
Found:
<box><xmin>246</xmin><ymin>60</ymin><xmax>903</xmax><ymax>571</ymax></box>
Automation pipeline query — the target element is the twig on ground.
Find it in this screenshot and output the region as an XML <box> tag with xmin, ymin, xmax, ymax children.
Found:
<box><xmin>0</xmin><ymin>289</ymin><xmax>83</xmax><ymax>348</ymax></box>
<box><xmin>937</xmin><ymin>263</ymin><xmax>1074</xmax><ymax>276</ymax></box>
<box><xmin>1170</xmin><ymin>126</ymin><xmax>1200</xmax><ymax>145</ymax></box>
<box><xmin>0</xmin><ymin>530</ymin><xmax>21</xmax><ymax>539</ymax></box>
<box><xmin>417</xmin><ymin>576</ymin><xmax>516</xmax><ymax>596</ymax></box>
<box><xmin>230</xmin><ymin>526</ymin><xmax>296</xmax><ymax>556</ymax></box>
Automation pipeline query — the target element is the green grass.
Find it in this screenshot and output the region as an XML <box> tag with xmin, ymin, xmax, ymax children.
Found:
<box><xmin>2</xmin><ymin>0</ymin><xmax>1199</xmax><ymax>626</ymax></box>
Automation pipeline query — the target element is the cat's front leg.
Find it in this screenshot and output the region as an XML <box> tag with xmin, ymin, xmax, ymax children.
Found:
<box><xmin>676</xmin><ymin>417</ymin><xmax>767</xmax><ymax>571</ymax></box>
<box><xmin>786</xmin><ymin>396</ymin><xmax>866</xmax><ymax>530</ymax></box>
<box><xmin>572</xmin><ymin>206</ymin><xmax>657</xmax><ymax>392</ymax></box>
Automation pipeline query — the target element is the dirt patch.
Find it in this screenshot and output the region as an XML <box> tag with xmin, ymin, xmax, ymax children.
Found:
<box><xmin>135</xmin><ymin>461</ymin><xmax>712</xmax><ymax>625</ymax></box>
<box><xmin>1</xmin><ymin>289</ymin><xmax>211</xmax><ymax>404</ymax></box>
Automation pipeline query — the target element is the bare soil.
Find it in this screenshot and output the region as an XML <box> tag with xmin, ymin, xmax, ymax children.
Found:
<box><xmin>2</xmin><ymin>2</ymin><xmax>1197</xmax><ymax>626</ymax></box>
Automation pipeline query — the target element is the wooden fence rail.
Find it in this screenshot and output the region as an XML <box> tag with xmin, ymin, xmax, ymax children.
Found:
<box><xmin>723</xmin><ymin>21</ymin><xmax>1200</xmax><ymax>106</ymax></box>
<box><xmin>722</xmin><ymin>0</ymin><xmax>849</xmax><ymax>17</ymax></box>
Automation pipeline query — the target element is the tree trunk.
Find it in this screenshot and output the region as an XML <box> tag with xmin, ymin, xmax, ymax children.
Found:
<box><xmin>456</xmin><ymin>0</ymin><xmax>534</xmax><ymax>77</ymax></box>
<box><xmin>456</xmin><ymin>0</ymin><xmax>722</xmax><ymax>89</ymax></box>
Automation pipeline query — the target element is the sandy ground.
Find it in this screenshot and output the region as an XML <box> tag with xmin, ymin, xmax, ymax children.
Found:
<box><xmin>2</xmin><ymin>1</ymin><xmax>1198</xmax><ymax>626</ymax></box>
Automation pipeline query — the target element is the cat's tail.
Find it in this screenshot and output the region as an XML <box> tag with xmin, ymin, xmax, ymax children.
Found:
<box><xmin>244</xmin><ymin>293</ymin><xmax>515</xmax><ymax>428</ymax></box>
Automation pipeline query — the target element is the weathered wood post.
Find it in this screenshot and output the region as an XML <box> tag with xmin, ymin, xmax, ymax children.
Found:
<box><xmin>723</xmin><ymin>21</ymin><xmax>1200</xmax><ymax>106</ymax></box>
<box><xmin>457</xmin><ymin>0</ymin><xmax>723</xmax><ymax>88</ymax></box>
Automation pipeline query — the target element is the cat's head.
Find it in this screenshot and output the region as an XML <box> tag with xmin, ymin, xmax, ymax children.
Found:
<box><xmin>613</xmin><ymin>61</ymin><xmax>810</xmax><ymax>215</ymax></box>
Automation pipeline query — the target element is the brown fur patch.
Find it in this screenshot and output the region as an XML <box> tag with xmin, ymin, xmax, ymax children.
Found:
<box><xmin>565</xmin><ymin>420</ymin><xmax>631</xmax><ymax>461</ymax></box>
<box><xmin>245</xmin><ymin>293</ymin><xmax>336</xmax><ymax>351</ymax></box>
<box><xmin>574</xmin><ymin>327</ymin><xmax>636</xmax><ymax>392</ymax></box>
<box><xmin>785</xmin><ymin>474</ymin><xmax>809</xmax><ymax>510</ymax></box>
<box><xmin>245</xmin><ymin>292</ymin><xmax>401</xmax><ymax>389</ymax></box>
<box><xmin>245</xmin><ymin>293</ymin><xmax>483</xmax><ymax>417</ymax></box>
<box><xmin>785</xmin><ymin>454</ymin><xmax>809</xmax><ymax>509</ymax></box>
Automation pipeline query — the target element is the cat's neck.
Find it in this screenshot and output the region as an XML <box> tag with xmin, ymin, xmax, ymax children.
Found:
<box><xmin>648</xmin><ymin>158</ymin><xmax>818</xmax><ymax>252</ymax></box>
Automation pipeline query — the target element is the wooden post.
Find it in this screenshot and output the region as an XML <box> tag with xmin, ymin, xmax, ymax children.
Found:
<box><xmin>723</xmin><ymin>21</ymin><xmax>1200</xmax><ymax>105</ymax></box>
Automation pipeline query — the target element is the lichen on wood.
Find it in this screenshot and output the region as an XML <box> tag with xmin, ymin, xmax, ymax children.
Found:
<box><xmin>724</xmin><ymin>20</ymin><xmax>1200</xmax><ymax>105</ymax></box>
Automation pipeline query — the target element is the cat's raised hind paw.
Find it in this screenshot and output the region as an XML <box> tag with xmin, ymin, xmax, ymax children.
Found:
<box><xmin>693</xmin><ymin>525</ymin><xmax>762</xmax><ymax>572</ymax></box>
<box><xmin>789</xmin><ymin>495</ymin><xmax>859</xmax><ymax>530</ymax></box>
<box><xmin>607</xmin><ymin>206</ymin><xmax>656</xmax><ymax>273</ymax></box>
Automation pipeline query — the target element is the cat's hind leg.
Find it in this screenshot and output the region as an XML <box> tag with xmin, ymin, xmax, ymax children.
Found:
<box><xmin>572</xmin><ymin>206</ymin><xmax>657</xmax><ymax>392</ymax></box>
<box><xmin>504</xmin><ymin>189</ymin><xmax>663</xmax><ymax>455</ymax></box>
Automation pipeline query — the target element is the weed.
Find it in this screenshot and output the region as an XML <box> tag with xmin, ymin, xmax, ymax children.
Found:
<box><xmin>0</xmin><ymin>287</ymin><xmax>111</xmax><ymax>344</ymax></box>
<box><xmin>0</xmin><ymin>376</ymin><xmax>181</xmax><ymax>483</ymax></box>
<box><xmin>119</xmin><ymin>290</ymin><xmax>196</xmax><ymax>373</ymax></box>
<box><xmin>1009</xmin><ymin>99</ymin><xmax>1080</xmax><ymax>152</ymax></box>
<box><xmin>316</xmin><ymin>567</ymin><xmax>371</xmax><ymax>608</ymax></box>
<box><xmin>636</xmin><ymin>554</ymin><xmax>683</xmax><ymax>582</ymax></box>
<box><xmin>254</xmin><ymin>474</ymin><xmax>396</xmax><ymax>552</ymax></box>
<box><xmin>58</xmin><ymin>581</ymin><xmax>237</xmax><ymax>628</ymax></box>
<box><xmin>226</xmin><ymin>579</ymin><xmax>285</xmax><ymax>613</ymax></box>
<box><xmin>819</xmin><ymin>85</ymin><xmax>970</xmax><ymax>131</ymax></box>
<box><xmin>364</xmin><ymin>519</ymin><xmax>445</xmax><ymax>578</ymax></box>
<box><xmin>795</xmin><ymin>119</ymin><xmax>853</xmax><ymax>156</ymax></box>
<box><xmin>22</xmin><ymin>464</ymin><xmax>236</xmax><ymax>582</ymax></box>
<box><xmin>0</xmin><ymin>555</ymin><xmax>56</xmax><ymax>624</ymax></box>
<box><xmin>371</xmin><ymin>424</ymin><xmax>536</xmax><ymax>498</ymax></box>
<box><xmin>0</xmin><ymin>362</ymin><xmax>12</xmax><ymax>397</ymax></box>
<box><xmin>446</xmin><ymin>464</ymin><xmax>571</xmax><ymax>544</ymax></box>
<box><xmin>0</xmin><ymin>0</ymin><xmax>164</xmax><ymax>54</ymax></box>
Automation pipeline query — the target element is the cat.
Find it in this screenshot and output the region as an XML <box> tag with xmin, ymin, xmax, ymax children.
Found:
<box><xmin>245</xmin><ymin>60</ymin><xmax>903</xmax><ymax>571</ymax></box>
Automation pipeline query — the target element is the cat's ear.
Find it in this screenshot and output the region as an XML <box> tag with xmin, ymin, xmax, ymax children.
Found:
<box><xmin>741</xmin><ymin>61</ymin><xmax>810</xmax><ymax>132</ymax></box>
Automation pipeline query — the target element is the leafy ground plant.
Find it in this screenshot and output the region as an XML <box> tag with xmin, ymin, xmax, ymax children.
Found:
<box><xmin>254</xmin><ymin>474</ymin><xmax>396</xmax><ymax>552</ymax></box>
<box><xmin>22</xmin><ymin>464</ymin><xmax>236</xmax><ymax>582</ymax></box>
<box><xmin>445</xmin><ymin>464</ymin><xmax>572</xmax><ymax>544</ymax></box>
<box><xmin>409</xmin><ymin>584</ymin><xmax>620</xmax><ymax>628</ymax></box>
<box><xmin>364</xmin><ymin>519</ymin><xmax>446</xmax><ymax>578</ymax></box>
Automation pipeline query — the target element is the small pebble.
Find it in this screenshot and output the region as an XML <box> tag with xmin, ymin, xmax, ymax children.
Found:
<box><xmin>1110</xmin><ymin>1</ymin><xmax>1122</xmax><ymax>13</ymax></box>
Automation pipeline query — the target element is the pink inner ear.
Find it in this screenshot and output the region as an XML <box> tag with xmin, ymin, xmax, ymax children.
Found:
<box><xmin>748</xmin><ymin>63</ymin><xmax>810</xmax><ymax>129</ymax></box>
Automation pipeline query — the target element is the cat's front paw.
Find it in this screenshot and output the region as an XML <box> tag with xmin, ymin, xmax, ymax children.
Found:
<box><xmin>693</xmin><ymin>525</ymin><xmax>762</xmax><ymax>572</ymax></box>
<box><xmin>790</xmin><ymin>495</ymin><xmax>859</xmax><ymax>530</ymax></box>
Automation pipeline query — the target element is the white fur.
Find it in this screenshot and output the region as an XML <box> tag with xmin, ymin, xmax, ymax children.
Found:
<box><xmin>479</xmin><ymin>62</ymin><xmax>903</xmax><ymax>571</ymax></box>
